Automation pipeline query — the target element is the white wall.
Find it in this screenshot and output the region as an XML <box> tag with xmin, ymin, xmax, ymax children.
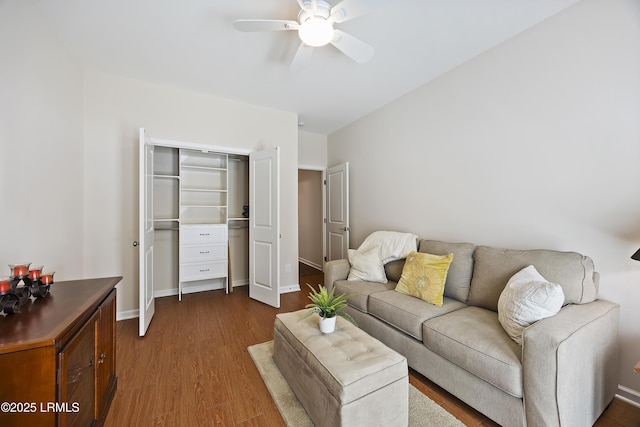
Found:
<box><xmin>298</xmin><ymin>130</ymin><xmax>328</xmax><ymax>169</ymax></box>
<box><xmin>82</xmin><ymin>72</ymin><xmax>299</xmax><ymax>315</ymax></box>
<box><xmin>328</xmin><ymin>0</ymin><xmax>640</xmax><ymax>399</ymax></box>
<box><xmin>298</xmin><ymin>130</ymin><xmax>328</xmax><ymax>270</ymax></box>
<box><xmin>0</xmin><ymin>1</ymin><xmax>85</xmax><ymax>279</ymax></box>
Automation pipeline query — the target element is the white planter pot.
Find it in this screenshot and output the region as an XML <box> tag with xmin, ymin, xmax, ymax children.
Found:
<box><xmin>319</xmin><ymin>315</ymin><xmax>337</xmax><ymax>333</ymax></box>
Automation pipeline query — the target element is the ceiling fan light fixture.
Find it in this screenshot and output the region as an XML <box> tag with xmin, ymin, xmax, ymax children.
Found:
<box><xmin>298</xmin><ymin>17</ymin><xmax>334</xmax><ymax>47</ymax></box>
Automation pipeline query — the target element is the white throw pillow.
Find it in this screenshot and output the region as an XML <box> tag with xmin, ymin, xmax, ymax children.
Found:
<box><xmin>498</xmin><ymin>265</ymin><xmax>564</xmax><ymax>345</ymax></box>
<box><xmin>347</xmin><ymin>247</ymin><xmax>388</xmax><ymax>283</ymax></box>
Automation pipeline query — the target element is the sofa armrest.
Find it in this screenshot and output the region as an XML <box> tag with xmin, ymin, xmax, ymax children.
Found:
<box><xmin>324</xmin><ymin>259</ymin><xmax>351</xmax><ymax>292</ymax></box>
<box><xmin>522</xmin><ymin>299</ymin><xmax>619</xmax><ymax>427</ymax></box>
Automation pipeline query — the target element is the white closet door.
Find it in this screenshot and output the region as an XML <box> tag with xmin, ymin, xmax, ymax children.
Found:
<box><xmin>249</xmin><ymin>147</ymin><xmax>280</xmax><ymax>308</ymax></box>
<box><xmin>138</xmin><ymin>129</ymin><xmax>155</xmax><ymax>336</ymax></box>
<box><xmin>325</xmin><ymin>162</ymin><xmax>350</xmax><ymax>262</ymax></box>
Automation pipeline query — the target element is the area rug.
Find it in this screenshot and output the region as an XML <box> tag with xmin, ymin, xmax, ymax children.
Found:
<box><xmin>248</xmin><ymin>341</ymin><xmax>465</xmax><ymax>427</ymax></box>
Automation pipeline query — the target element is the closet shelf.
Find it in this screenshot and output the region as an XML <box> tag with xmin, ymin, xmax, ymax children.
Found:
<box><xmin>180</xmin><ymin>165</ymin><xmax>227</xmax><ymax>172</ymax></box>
<box><xmin>181</xmin><ymin>187</ymin><xmax>227</xmax><ymax>192</ymax></box>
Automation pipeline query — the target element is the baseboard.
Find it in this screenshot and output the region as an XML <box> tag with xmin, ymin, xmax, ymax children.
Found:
<box><xmin>617</xmin><ymin>385</ymin><xmax>640</xmax><ymax>408</ymax></box>
<box><xmin>231</xmin><ymin>279</ymin><xmax>249</xmax><ymax>288</ymax></box>
<box><xmin>280</xmin><ymin>284</ymin><xmax>301</xmax><ymax>293</ymax></box>
<box><xmin>117</xmin><ymin>309</ymin><xmax>139</xmax><ymax>321</ymax></box>
<box><xmin>299</xmin><ymin>257</ymin><xmax>323</xmax><ymax>271</ymax></box>
<box><xmin>154</xmin><ymin>288</ymin><xmax>178</xmax><ymax>298</ymax></box>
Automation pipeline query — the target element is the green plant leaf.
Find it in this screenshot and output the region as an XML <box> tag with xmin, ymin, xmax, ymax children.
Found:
<box><xmin>298</xmin><ymin>284</ymin><xmax>357</xmax><ymax>326</ymax></box>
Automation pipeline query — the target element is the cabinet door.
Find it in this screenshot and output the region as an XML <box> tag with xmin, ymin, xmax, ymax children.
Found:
<box><xmin>58</xmin><ymin>312</ymin><xmax>97</xmax><ymax>427</ymax></box>
<box><xmin>96</xmin><ymin>289</ymin><xmax>117</xmax><ymax>423</ymax></box>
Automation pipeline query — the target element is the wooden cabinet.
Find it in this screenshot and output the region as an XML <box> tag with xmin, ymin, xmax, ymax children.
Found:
<box><xmin>0</xmin><ymin>277</ymin><xmax>120</xmax><ymax>427</ymax></box>
<box><xmin>58</xmin><ymin>312</ymin><xmax>96</xmax><ymax>427</ymax></box>
<box><xmin>95</xmin><ymin>289</ymin><xmax>117</xmax><ymax>424</ymax></box>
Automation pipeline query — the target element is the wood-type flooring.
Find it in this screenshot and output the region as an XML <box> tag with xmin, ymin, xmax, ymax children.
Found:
<box><xmin>103</xmin><ymin>264</ymin><xmax>640</xmax><ymax>426</ymax></box>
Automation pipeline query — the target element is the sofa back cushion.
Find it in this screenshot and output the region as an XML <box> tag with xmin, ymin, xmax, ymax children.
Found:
<box><xmin>384</xmin><ymin>259</ymin><xmax>406</xmax><ymax>283</ymax></box>
<box><xmin>468</xmin><ymin>246</ymin><xmax>597</xmax><ymax>312</ymax></box>
<box><xmin>418</xmin><ymin>240</ymin><xmax>476</xmax><ymax>303</ymax></box>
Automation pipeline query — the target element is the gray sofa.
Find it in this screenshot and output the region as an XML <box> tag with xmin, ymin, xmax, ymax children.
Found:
<box><xmin>324</xmin><ymin>239</ymin><xmax>619</xmax><ymax>427</ymax></box>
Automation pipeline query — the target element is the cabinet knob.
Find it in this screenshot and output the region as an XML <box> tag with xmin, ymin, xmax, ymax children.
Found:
<box><xmin>133</xmin><ymin>241</ymin><xmax>139</xmax><ymax>247</ymax></box>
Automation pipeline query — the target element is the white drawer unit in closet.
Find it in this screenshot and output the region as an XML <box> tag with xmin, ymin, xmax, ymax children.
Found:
<box><xmin>179</xmin><ymin>224</ymin><xmax>228</xmax><ymax>300</ymax></box>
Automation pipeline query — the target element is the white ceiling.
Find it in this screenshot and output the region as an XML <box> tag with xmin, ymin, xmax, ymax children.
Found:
<box><xmin>34</xmin><ymin>0</ymin><xmax>580</xmax><ymax>134</ymax></box>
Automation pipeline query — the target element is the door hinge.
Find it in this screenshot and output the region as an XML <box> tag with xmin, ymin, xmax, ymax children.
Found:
<box><xmin>324</xmin><ymin>256</ymin><xmax>327</xmax><ymax>262</ymax></box>
<box><xmin>323</xmin><ymin>180</ymin><xmax>326</xmax><ymax>185</ymax></box>
<box><xmin>323</xmin><ymin>218</ymin><xmax>327</xmax><ymax>224</ymax></box>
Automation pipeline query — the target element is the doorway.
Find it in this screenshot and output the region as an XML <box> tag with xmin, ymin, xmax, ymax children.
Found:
<box><xmin>298</xmin><ymin>169</ymin><xmax>324</xmax><ymax>271</ymax></box>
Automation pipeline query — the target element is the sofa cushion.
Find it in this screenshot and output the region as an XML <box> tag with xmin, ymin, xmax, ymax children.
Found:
<box><xmin>498</xmin><ymin>265</ymin><xmax>564</xmax><ymax>345</ymax></box>
<box><xmin>423</xmin><ymin>306</ymin><xmax>523</xmax><ymax>398</ymax></box>
<box><xmin>334</xmin><ymin>280</ymin><xmax>397</xmax><ymax>313</ymax></box>
<box><xmin>384</xmin><ymin>259</ymin><xmax>406</xmax><ymax>282</ymax></box>
<box><xmin>395</xmin><ymin>252</ymin><xmax>453</xmax><ymax>307</ymax></box>
<box><xmin>369</xmin><ymin>290</ymin><xmax>467</xmax><ymax>340</ymax></box>
<box><xmin>468</xmin><ymin>246</ymin><xmax>597</xmax><ymax>312</ymax></box>
<box><xmin>419</xmin><ymin>240</ymin><xmax>475</xmax><ymax>303</ymax></box>
<box><xmin>347</xmin><ymin>247</ymin><xmax>387</xmax><ymax>283</ymax></box>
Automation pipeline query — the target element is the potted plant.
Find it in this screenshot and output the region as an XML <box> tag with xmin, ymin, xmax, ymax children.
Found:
<box><xmin>300</xmin><ymin>284</ymin><xmax>356</xmax><ymax>333</ymax></box>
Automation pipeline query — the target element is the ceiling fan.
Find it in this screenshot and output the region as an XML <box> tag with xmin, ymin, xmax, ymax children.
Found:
<box><xmin>233</xmin><ymin>0</ymin><xmax>387</xmax><ymax>70</ymax></box>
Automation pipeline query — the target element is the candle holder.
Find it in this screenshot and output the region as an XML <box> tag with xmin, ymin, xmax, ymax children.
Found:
<box><xmin>0</xmin><ymin>276</ymin><xmax>21</xmax><ymax>314</ymax></box>
<box><xmin>0</xmin><ymin>263</ymin><xmax>54</xmax><ymax>315</ymax></box>
<box><xmin>31</xmin><ymin>271</ymin><xmax>54</xmax><ymax>298</ymax></box>
<box><xmin>9</xmin><ymin>262</ymin><xmax>31</xmax><ymax>280</ymax></box>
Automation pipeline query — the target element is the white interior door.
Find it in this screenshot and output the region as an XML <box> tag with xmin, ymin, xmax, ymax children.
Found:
<box><xmin>325</xmin><ymin>162</ymin><xmax>350</xmax><ymax>262</ymax></box>
<box><xmin>139</xmin><ymin>129</ymin><xmax>155</xmax><ymax>336</ymax></box>
<box><xmin>249</xmin><ymin>147</ymin><xmax>280</xmax><ymax>308</ymax></box>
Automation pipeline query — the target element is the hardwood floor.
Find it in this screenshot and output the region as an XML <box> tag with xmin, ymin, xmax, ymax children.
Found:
<box><xmin>104</xmin><ymin>265</ymin><xmax>640</xmax><ymax>426</ymax></box>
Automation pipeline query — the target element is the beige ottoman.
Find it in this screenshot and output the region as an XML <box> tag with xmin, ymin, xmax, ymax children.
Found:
<box><xmin>273</xmin><ymin>310</ymin><xmax>408</xmax><ymax>427</ymax></box>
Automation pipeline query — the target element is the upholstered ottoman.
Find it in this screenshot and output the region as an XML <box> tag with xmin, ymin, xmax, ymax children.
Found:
<box><xmin>273</xmin><ymin>310</ymin><xmax>408</xmax><ymax>427</ymax></box>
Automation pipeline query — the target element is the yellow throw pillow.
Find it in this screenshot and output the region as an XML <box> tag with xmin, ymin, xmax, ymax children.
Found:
<box><xmin>395</xmin><ymin>251</ymin><xmax>453</xmax><ymax>307</ymax></box>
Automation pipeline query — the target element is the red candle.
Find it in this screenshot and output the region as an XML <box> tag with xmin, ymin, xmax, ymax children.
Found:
<box><xmin>0</xmin><ymin>278</ymin><xmax>9</xmax><ymax>293</ymax></box>
<box><xmin>13</xmin><ymin>265</ymin><xmax>28</xmax><ymax>277</ymax></box>
<box><xmin>29</xmin><ymin>268</ymin><xmax>42</xmax><ymax>280</ymax></box>
<box><xmin>41</xmin><ymin>273</ymin><xmax>54</xmax><ymax>285</ymax></box>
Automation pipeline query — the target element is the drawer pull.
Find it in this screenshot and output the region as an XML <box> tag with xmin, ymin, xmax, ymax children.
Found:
<box><xmin>199</xmin><ymin>268</ymin><xmax>210</xmax><ymax>272</ymax></box>
<box><xmin>199</xmin><ymin>233</ymin><xmax>210</xmax><ymax>236</ymax></box>
<box><xmin>199</xmin><ymin>251</ymin><xmax>210</xmax><ymax>254</ymax></box>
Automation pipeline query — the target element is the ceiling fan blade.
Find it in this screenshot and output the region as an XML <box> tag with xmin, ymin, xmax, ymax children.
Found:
<box><xmin>330</xmin><ymin>29</ymin><xmax>374</xmax><ymax>63</ymax></box>
<box><xmin>330</xmin><ymin>0</ymin><xmax>388</xmax><ymax>23</ymax></box>
<box><xmin>290</xmin><ymin>42</ymin><xmax>314</xmax><ymax>71</ymax></box>
<box><xmin>233</xmin><ymin>19</ymin><xmax>299</xmax><ymax>32</ymax></box>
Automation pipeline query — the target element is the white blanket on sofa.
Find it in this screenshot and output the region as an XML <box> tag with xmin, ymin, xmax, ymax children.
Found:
<box><xmin>358</xmin><ymin>231</ymin><xmax>419</xmax><ymax>264</ymax></box>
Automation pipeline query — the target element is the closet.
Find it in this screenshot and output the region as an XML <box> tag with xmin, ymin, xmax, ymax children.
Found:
<box><xmin>151</xmin><ymin>144</ymin><xmax>249</xmax><ymax>301</ymax></box>
<box><xmin>139</xmin><ymin>128</ymin><xmax>281</xmax><ymax>336</ymax></box>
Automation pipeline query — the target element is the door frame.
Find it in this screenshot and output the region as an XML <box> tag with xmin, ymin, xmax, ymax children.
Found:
<box><xmin>297</xmin><ymin>166</ymin><xmax>327</xmax><ymax>271</ymax></box>
<box><xmin>298</xmin><ymin>162</ymin><xmax>350</xmax><ymax>268</ymax></box>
